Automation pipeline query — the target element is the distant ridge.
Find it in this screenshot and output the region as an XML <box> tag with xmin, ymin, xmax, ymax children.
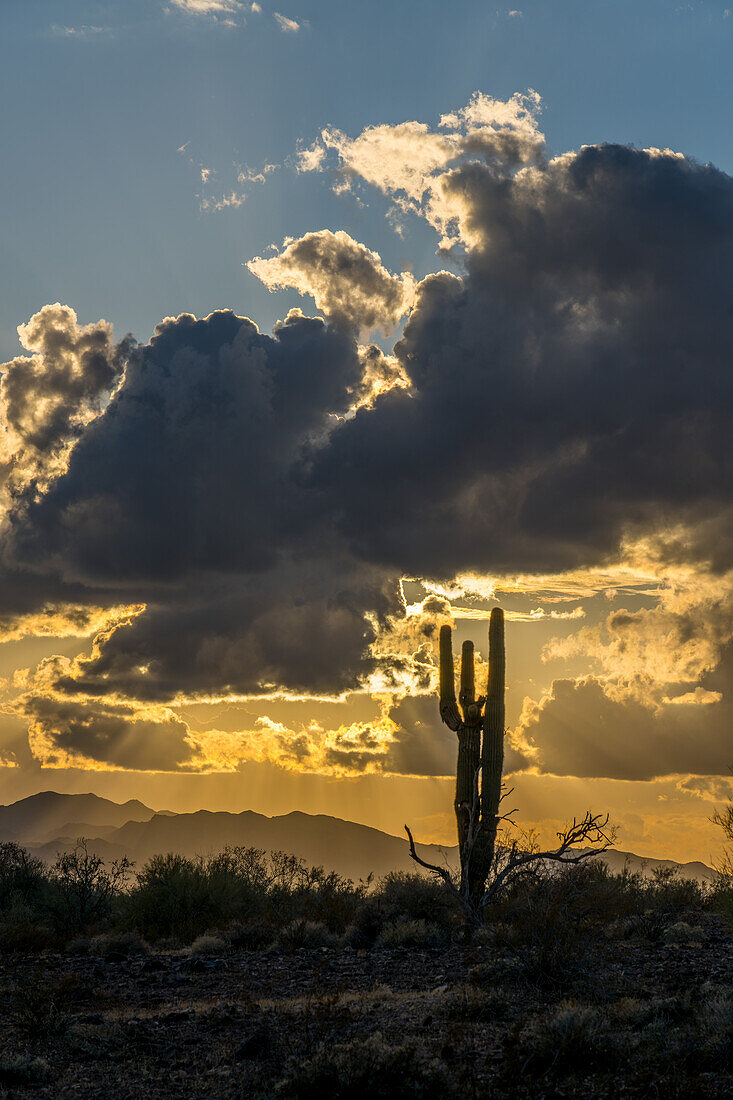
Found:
<box><xmin>0</xmin><ymin>791</ymin><xmax>718</xmax><ymax>884</ymax></box>
<box><xmin>0</xmin><ymin>791</ymin><xmax>155</xmax><ymax>845</ymax></box>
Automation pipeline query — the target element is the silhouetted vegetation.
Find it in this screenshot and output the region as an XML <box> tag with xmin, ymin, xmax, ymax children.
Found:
<box><xmin>0</xmin><ymin>838</ymin><xmax>731</xmax><ymax>1097</ymax></box>
<box><xmin>0</xmin><ymin>837</ymin><xmax>730</xmax><ymax>953</ymax></box>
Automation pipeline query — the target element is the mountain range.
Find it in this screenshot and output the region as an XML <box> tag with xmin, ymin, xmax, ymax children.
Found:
<box><xmin>0</xmin><ymin>791</ymin><xmax>718</xmax><ymax>884</ymax></box>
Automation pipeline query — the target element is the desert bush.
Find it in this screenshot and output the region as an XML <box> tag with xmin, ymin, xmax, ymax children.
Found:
<box><xmin>189</xmin><ymin>932</ymin><xmax>228</xmax><ymax>955</ymax></box>
<box><xmin>88</xmin><ymin>930</ymin><xmax>148</xmax><ymax>956</ymax></box>
<box><xmin>275</xmin><ymin>1032</ymin><xmax>458</xmax><ymax>1098</ymax></box>
<box><xmin>268</xmin><ymin>853</ymin><xmax>367</xmax><ymax>931</ymax></box>
<box><xmin>510</xmin><ymin>1001</ymin><xmax>614</xmax><ymax>1075</ymax></box>
<box><xmin>275</xmin><ymin>919</ymin><xmax>341</xmax><ymax>951</ymax></box>
<box><xmin>225</xmin><ymin>918</ymin><xmax>275</xmax><ymax>949</ymax></box>
<box><xmin>372</xmin><ymin>873</ymin><xmax>455</xmax><ymax>929</ymax></box>
<box><xmin>47</xmin><ymin>840</ymin><xmax>132</xmax><ymax>934</ymax></box>
<box><xmin>123</xmin><ymin>853</ymin><xmax>216</xmax><ymax>940</ymax></box>
<box><xmin>490</xmin><ymin>865</ymin><xmax>609</xmax><ymax>991</ymax></box>
<box><xmin>643</xmin><ymin>867</ymin><xmax>707</xmax><ymax>917</ymax></box>
<box><xmin>0</xmin><ymin>842</ymin><xmax>48</xmax><ymax>908</ymax></box>
<box><xmin>709</xmin><ymin>877</ymin><xmax>733</xmax><ymax>923</ymax></box>
<box><xmin>435</xmin><ymin>985</ymin><xmax>507</xmax><ymax>1022</ymax></box>
<box><xmin>662</xmin><ymin>920</ymin><xmax>705</xmax><ymax>943</ymax></box>
<box><xmin>468</xmin><ymin>956</ymin><xmax>525</xmax><ymax>987</ymax></box>
<box><xmin>0</xmin><ymin>1054</ymin><xmax>52</xmax><ymax>1087</ymax></box>
<box><xmin>692</xmin><ymin>987</ymin><xmax>733</xmax><ymax>1070</ymax></box>
<box><xmin>9</xmin><ymin>975</ymin><xmax>76</xmax><ymax>1039</ymax></box>
<box><xmin>376</xmin><ymin>919</ymin><xmax>444</xmax><ymax>949</ymax></box>
<box><xmin>0</xmin><ymin>898</ymin><xmax>56</xmax><ymax>953</ymax></box>
<box><xmin>0</xmin><ymin>844</ymin><xmax>53</xmax><ymax>949</ymax></box>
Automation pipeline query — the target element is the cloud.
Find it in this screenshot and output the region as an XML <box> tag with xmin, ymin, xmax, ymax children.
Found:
<box><xmin>274</xmin><ymin>12</ymin><xmax>300</xmax><ymax>32</ymax></box>
<box><xmin>308</xmin><ymin>144</ymin><xmax>733</xmax><ymax>583</ymax></box>
<box><xmin>678</xmin><ymin>775</ymin><xmax>733</xmax><ymax>802</ymax></box>
<box><xmin>303</xmin><ymin>91</ymin><xmax>545</xmax><ymax>248</ymax></box>
<box><xmin>0</xmin><ymin>603</ymin><xmax>143</xmax><ymax>645</ymax></box>
<box><xmin>2</xmin><ymin>308</ymin><xmax>400</xmax><ymax>703</ymax></box>
<box><xmin>0</xmin><ymin>304</ymin><xmax>131</xmax><ymax>499</ymax></box>
<box><xmin>52</xmin><ymin>25</ymin><xmax>113</xmax><ymax>39</ymax></box>
<box><xmin>6</xmin><ymin>96</ymin><xmax>733</xmax><ymax>785</ymax></box>
<box><xmin>247</xmin><ymin>230</ymin><xmax>416</xmax><ymax>332</ymax></box>
<box><xmin>200</xmin><ymin>190</ymin><xmax>247</xmax><ymax>212</ymax></box>
<box><xmin>295</xmin><ymin>141</ymin><xmax>326</xmax><ymax>173</ymax></box>
<box><xmin>515</xmin><ymin>675</ymin><xmax>733</xmax><ymax>781</ymax></box>
<box><xmin>169</xmin><ymin>0</ymin><xmax>243</xmax><ymax>15</ymax></box>
<box><xmin>19</xmin><ymin>691</ymin><xmax>201</xmax><ymax>771</ymax></box>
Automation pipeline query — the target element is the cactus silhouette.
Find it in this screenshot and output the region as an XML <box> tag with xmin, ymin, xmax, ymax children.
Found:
<box><xmin>439</xmin><ymin>608</ymin><xmax>505</xmax><ymax>904</ymax></box>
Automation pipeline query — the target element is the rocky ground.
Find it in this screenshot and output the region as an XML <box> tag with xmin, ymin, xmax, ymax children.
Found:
<box><xmin>0</xmin><ymin>916</ymin><xmax>731</xmax><ymax>1098</ymax></box>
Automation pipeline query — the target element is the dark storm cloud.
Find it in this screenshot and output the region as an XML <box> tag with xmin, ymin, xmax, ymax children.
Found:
<box><xmin>311</xmin><ymin>145</ymin><xmax>733</xmax><ymax>577</ymax></box>
<box><xmin>519</xmin><ymin>675</ymin><xmax>733</xmax><ymax>781</ymax></box>
<box><xmin>3</xmin><ymin>307</ymin><xmax>398</xmax><ymax>701</ymax></box>
<box><xmin>10</xmin><ymin>308</ymin><xmax>361</xmax><ymax>581</ymax></box>
<box><xmin>5</xmin><ymin>142</ymin><xmax>733</xmax><ymax>735</ymax></box>
<box><xmin>18</xmin><ymin>693</ymin><xmax>199</xmax><ymax>771</ymax></box>
<box><xmin>52</xmin><ymin>568</ymin><xmax>392</xmax><ymax>701</ymax></box>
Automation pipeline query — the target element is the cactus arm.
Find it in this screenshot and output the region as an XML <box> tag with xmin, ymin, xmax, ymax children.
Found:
<box><xmin>439</xmin><ymin>625</ymin><xmax>461</xmax><ymax>732</ymax></box>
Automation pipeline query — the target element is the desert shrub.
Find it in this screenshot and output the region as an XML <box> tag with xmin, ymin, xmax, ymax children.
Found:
<box><xmin>662</xmin><ymin>920</ymin><xmax>705</xmax><ymax>943</ymax></box>
<box><xmin>123</xmin><ymin>853</ymin><xmax>217</xmax><ymax>940</ymax></box>
<box><xmin>203</xmin><ymin>846</ymin><xmax>271</xmax><ymax>918</ymax></box>
<box><xmin>708</xmin><ymin>877</ymin><xmax>733</xmax><ymax>923</ymax></box>
<box><xmin>509</xmin><ymin>1001</ymin><xmax>614</xmax><ymax>1075</ymax></box>
<box><xmin>490</xmin><ymin>866</ymin><xmax>609</xmax><ymax>991</ymax></box>
<box><xmin>9</xmin><ymin>974</ymin><xmax>78</xmax><ymax>1039</ymax></box>
<box><xmin>189</xmin><ymin>932</ymin><xmax>228</xmax><ymax>956</ymax></box>
<box><xmin>692</xmin><ymin>987</ymin><xmax>733</xmax><ymax>1070</ymax></box>
<box><xmin>0</xmin><ymin>844</ymin><xmax>53</xmax><ymax>949</ymax></box>
<box><xmin>267</xmin><ymin>853</ymin><xmax>367</xmax><ymax>931</ymax></box>
<box><xmin>275</xmin><ymin>1032</ymin><xmax>458</xmax><ymax>1098</ymax></box>
<box><xmin>435</xmin><ymin>985</ymin><xmax>507</xmax><ymax>1022</ymax></box>
<box><xmin>468</xmin><ymin>956</ymin><xmax>525</xmax><ymax>987</ymax></box>
<box><xmin>275</xmin><ymin>919</ymin><xmax>341</xmax><ymax>951</ymax></box>
<box><xmin>0</xmin><ymin>842</ymin><xmax>48</xmax><ymax>908</ymax></box>
<box><xmin>0</xmin><ymin>1054</ymin><xmax>52</xmax><ymax>1087</ymax></box>
<box><xmin>124</xmin><ymin>848</ymin><xmax>363</xmax><ymax>941</ymax></box>
<box><xmin>372</xmin><ymin>873</ymin><xmax>455</xmax><ymax>929</ymax></box>
<box><xmin>87</xmin><ymin>930</ymin><xmax>148</xmax><ymax>956</ymax></box>
<box><xmin>47</xmin><ymin>840</ymin><xmax>132</xmax><ymax>935</ymax></box>
<box><xmin>643</xmin><ymin>867</ymin><xmax>708</xmax><ymax>917</ymax></box>
<box><xmin>376</xmin><ymin>919</ymin><xmax>444</xmax><ymax>949</ymax></box>
<box><xmin>225</xmin><ymin>918</ymin><xmax>275</xmax><ymax>950</ymax></box>
<box><xmin>0</xmin><ymin>898</ymin><xmax>56</xmax><ymax>953</ymax></box>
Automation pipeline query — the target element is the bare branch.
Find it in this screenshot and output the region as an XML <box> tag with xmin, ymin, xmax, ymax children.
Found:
<box><xmin>404</xmin><ymin>825</ymin><xmax>458</xmax><ymax>892</ymax></box>
<box><xmin>480</xmin><ymin>810</ymin><xmax>614</xmax><ymax>907</ymax></box>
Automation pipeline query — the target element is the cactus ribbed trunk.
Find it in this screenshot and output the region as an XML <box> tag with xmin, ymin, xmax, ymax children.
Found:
<box><xmin>455</xmin><ymin>641</ymin><xmax>480</xmax><ymax>865</ymax></box>
<box><xmin>470</xmin><ymin>608</ymin><xmax>505</xmax><ymax>904</ymax></box>
<box><xmin>437</xmin><ymin>610</ymin><xmax>506</xmax><ymax>912</ymax></box>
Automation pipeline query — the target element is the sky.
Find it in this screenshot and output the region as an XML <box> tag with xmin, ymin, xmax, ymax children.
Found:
<box><xmin>1</xmin><ymin>0</ymin><xmax>733</xmax><ymax>864</ymax></box>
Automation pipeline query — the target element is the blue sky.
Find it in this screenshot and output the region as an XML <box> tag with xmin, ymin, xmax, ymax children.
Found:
<box><xmin>2</xmin><ymin>0</ymin><xmax>733</xmax><ymax>360</ymax></box>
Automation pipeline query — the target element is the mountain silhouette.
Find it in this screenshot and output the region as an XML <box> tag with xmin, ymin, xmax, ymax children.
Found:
<box><xmin>0</xmin><ymin>791</ymin><xmax>155</xmax><ymax>844</ymax></box>
<box><xmin>0</xmin><ymin>792</ymin><xmax>717</xmax><ymax>884</ymax></box>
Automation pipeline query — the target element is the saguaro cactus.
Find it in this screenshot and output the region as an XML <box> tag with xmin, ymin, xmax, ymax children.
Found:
<box><xmin>439</xmin><ymin>608</ymin><xmax>505</xmax><ymax>905</ymax></box>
